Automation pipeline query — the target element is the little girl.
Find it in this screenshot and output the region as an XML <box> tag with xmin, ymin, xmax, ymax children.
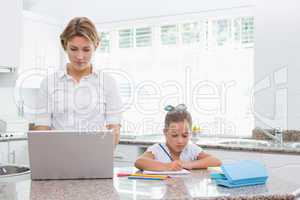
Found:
<box><xmin>135</xmin><ymin>104</ymin><xmax>222</xmax><ymax>171</ymax></box>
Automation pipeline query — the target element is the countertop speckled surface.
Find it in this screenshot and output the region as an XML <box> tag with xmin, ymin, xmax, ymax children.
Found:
<box><xmin>119</xmin><ymin>135</ymin><xmax>300</xmax><ymax>154</ymax></box>
<box><xmin>0</xmin><ymin>167</ymin><xmax>299</xmax><ymax>200</ymax></box>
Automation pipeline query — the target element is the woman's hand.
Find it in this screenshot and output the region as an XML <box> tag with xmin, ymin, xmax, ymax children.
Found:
<box><xmin>164</xmin><ymin>160</ymin><xmax>183</xmax><ymax>171</ymax></box>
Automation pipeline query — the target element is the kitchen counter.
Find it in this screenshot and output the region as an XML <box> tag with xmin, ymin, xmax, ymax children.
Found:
<box><xmin>2</xmin><ymin>133</ymin><xmax>300</xmax><ymax>154</ymax></box>
<box><xmin>0</xmin><ymin>167</ymin><xmax>299</xmax><ymax>200</ymax></box>
<box><xmin>119</xmin><ymin>135</ymin><xmax>300</xmax><ymax>154</ymax></box>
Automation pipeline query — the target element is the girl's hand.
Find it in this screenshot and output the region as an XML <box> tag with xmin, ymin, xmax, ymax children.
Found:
<box><xmin>164</xmin><ymin>160</ymin><xmax>183</xmax><ymax>171</ymax></box>
<box><xmin>181</xmin><ymin>161</ymin><xmax>193</xmax><ymax>170</ymax></box>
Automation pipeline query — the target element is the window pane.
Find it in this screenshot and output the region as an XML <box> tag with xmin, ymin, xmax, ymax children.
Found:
<box><xmin>212</xmin><ymin>19</ymin><xmax>231</xmax><ymax>46</ymax></box>
<box><xmin>181</xmin><ymin>22</ymin><xmax>200</xmax><ymax>44</ymax></box>
<box><xmin>241</xmin><ymin>17</ymin><xmax>254</xmax><ymax>47</ymax></box>
<box><xmin>136</xmin><ymin>27</ymin><xmax>152</xmax><ymax>47</ymax></box>
<box><xmin>99</xmin><ymin>32</ymin><xmax>110</xmax><ymax>53</ymax></box>
<box><xmin>119</xmin><ymin>29</ymin><xmax>133</xmax><ymax>48</ymax></box>
<box><xmin>160</xmin><ymin>25</ymin><xmax>178</xmax><ymax>45</ymax></box>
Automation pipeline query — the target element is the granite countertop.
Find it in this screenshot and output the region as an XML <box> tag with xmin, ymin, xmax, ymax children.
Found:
<box><xmin>119</xmin><ymin>135</ymin><xmax>300</xmax><ymax>154</ymax></box>
<box><xmin>2</xmin><ymin>132</ymin><xmax>300</xmax><ymax>154</ymax></box>
<box><xmin>0</xmin><ymin>167</ymin><xmax>299</xmax><ymax>200</ymax></box>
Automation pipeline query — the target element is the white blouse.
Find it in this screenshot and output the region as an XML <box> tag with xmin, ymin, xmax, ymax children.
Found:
<box><xmin>35</xmin><ymin>67</ymin><xmax>122</xmax><ymax>130</ymax></box>
<box><xmin>146</xmin><ymin>142</ymin><xmax>203</xmax><ymax>163</ymax></box>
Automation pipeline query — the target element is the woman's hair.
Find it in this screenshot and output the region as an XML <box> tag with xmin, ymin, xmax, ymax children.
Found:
<box><xmin>164</xmin><ymin>109</ymin><xmax>192</xmax><ymax>130</ymax></box>
<box><xmin>60</xmin><ymin>17</ymin><xmax>100</xmax><ymax>50</ymax></box>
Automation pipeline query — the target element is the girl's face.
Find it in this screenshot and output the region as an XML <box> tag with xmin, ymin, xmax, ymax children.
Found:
<box><xmin>66</xmin><ymin>36</ymin><xmax>95</xmax><ymax>71</ymax></box>
<box><xmin>164</xmin><ymin>120</ymin><xmax>191</xmax><ymax>154</ymax></box>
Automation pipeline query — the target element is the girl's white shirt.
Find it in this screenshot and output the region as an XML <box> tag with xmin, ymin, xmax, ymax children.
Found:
<box><xmin>146</xmin><ymin>142</ymin><xmax>203</xmax><ymax>163</ymax></box>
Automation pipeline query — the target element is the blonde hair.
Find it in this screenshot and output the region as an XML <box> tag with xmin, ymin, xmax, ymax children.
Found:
<box><xmin>60</xmin><ymin>17</ymin><xmax>100</xmax><ymax>50</ymax></box>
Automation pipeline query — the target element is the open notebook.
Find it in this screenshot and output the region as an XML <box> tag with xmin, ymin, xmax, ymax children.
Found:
<box><xmin>143</xmin><ymin>169</ymin><xmax>191</xmax><ymax>175</ymax></box>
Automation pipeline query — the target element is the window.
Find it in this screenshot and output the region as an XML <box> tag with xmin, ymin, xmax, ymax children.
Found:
<box><xmin>119</xmin><ymin>29</ymin><xmax>134</xmax><ymax>48</ymax></box>
<box><xmin>135</xmin><ymin>27</ymin><xmax>152</xmax><ymax>47</ymax></box>
<box><xmin>212</xmin><ymin>19</ymin><xmax>232</xmax><ymax>46</ymax></box>
<box><xmin>95</xmin><ymin>13</ymin><xmax>255</xmax><ymax>137</ymax></box>
<box><xmin>181</xmin><ymin>22</ymin><xmax>201</xmax><ymax>44</ymax></box>
<box><xmin>99</xmin><ymin>32</ymin><xmax>110</xmax><ymax>53</ymax></box>
<box><xmin>160</xmin><ymin>25</ymin><xmax>178</xmax><ymax>45</ymax></box>
<box><xmin>241</xmin><ymin>17</ymin><xmax>254</xmax><ymax>46</ymax></box>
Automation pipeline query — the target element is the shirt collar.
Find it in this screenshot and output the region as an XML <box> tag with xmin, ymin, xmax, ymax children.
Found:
<box><xmin>162</xmin><ymin>143</ymin><xmax>188</xmax><ymax>158</ymax></box>
<box><xmin>58</xmin><ymin>64</ymin><xmax>99</xmax><ymax>81</ymax></box>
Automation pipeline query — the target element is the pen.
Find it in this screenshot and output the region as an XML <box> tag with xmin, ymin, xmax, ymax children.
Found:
<box><xmin>159</xmin><ymin>143</ymin><xmax>173</xmax><ymax>161</ymax></box>
<box><xmin>158</xmin><ymin>144</ymin><xmax>189</xmax><ymax>171</ymax></box>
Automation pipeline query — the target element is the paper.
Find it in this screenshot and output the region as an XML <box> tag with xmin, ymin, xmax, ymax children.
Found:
<box><xmin>143</xmin><ymin>169</ymin><xmax>191</xmax><ymax>175</ymax></box>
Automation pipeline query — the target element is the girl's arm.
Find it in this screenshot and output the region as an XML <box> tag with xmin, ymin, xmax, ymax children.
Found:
<box><xmin>135</xmin><ymin>151</ymin><xmax>183</xmax><ymax>171</ymax></box>
<box><xmin>182</xmin><ymin>152</ymin><xmax>222</xmax><ymax>169</ymax></box>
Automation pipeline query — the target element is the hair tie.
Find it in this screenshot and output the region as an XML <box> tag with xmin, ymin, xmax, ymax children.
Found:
<box><xmin>164</xmin><ymin>104</ymin><xmax>187</xmax><ymax>112</ymax></box>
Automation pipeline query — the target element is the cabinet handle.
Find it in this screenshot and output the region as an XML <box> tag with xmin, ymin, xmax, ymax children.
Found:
<box><xmin>114</xmin><ymin>155</ymin><xmax>124</xmax><ymax>159</ymax></box>
<box><xmin>9</xmin><ymin>150</ymin><xmax>16</xmax><ymax>164</ymax></box>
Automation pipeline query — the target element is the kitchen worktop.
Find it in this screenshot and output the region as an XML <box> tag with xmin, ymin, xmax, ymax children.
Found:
<box><xmin>119</xmin><ymin>135</ymin><xmax>300</xmax><ymax>154</ymax></box>
<box><xmin>2</xmin><ymin>133</ymin><xmax>300</xmax><ymax>154</ymax></box>
<box><xmin>0</xmin><ymin>167</ymin><xmax>299</xmax><ymax>200</ymax></box>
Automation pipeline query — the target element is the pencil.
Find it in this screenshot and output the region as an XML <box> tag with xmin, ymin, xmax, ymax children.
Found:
<box><xmin>128</xmin><ymin>176</ymin><xmax>167</xmax><ymax>180</ymax></box>
<box><xmin>131</xmin><ymin>173</ymin><xmax>169</xmax><ymax>178</ymax></box>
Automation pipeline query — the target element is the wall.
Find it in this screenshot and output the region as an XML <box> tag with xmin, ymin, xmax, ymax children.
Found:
<box><xmin>26</xmin><ymin>0</ymin><xmax>254</xmax><ymax>23</ymax></box>
<box><xmin>254</xmin><ymin>0</ymin><xmax>300</xmax><ymax>130</ymax></box>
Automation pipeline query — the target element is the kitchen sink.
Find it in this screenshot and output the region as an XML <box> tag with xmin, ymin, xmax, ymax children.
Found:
<box><xmin>217</xmin><ymin>139</ymin><xmax>273</xmax><ymax>148</ymax></box>
<box><xmin>283</xmin><ymin>142</ymin><xmax>300</xmax><ymax>149</ymax></box>
<box><xmin>0</xmin><ymin>165</ymin><xmax>30</xmax><ymax>177</ymax></box>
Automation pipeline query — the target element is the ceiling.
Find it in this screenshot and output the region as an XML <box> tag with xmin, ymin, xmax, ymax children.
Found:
<box><xmin>23</xmin><ymin>0</ymin><xmax>254</xmax><ymax>24</ymax></box>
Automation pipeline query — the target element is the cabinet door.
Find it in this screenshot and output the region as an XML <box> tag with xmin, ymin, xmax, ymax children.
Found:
<box><xmin>20</xmin><ymin>13</ymin><xmax>61</xmax><ymax>88</ymax></box>
<box><xmin>8</xmin><ymin>140</ymin><xmax>29</xmax><ymax>166</ymax></box>
<box><xmin>114</xmin><ymin>144</ymin><xmax>143</xmax><ymax>167</ymax></box>
<box><xmin>0</xmin><ymin>142</ymin><xmax>9</xmax><ymax>164</ymax></box>
<box><xmin>0</xmin><ymin>0</ymin><xmax>22</xmax><ymax>68</ymax></box>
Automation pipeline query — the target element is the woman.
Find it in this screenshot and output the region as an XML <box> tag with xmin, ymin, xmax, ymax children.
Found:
<box><xmin>34</xmin><ymin>17</ymin><xmax>122</xmax><ymax>146</ymax></box>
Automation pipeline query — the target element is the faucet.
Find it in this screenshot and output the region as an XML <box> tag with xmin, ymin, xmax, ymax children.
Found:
<box><xmin>257</xmin><ymin>127</ymin><xmax>283</xmax><ymax>146</ymax></box>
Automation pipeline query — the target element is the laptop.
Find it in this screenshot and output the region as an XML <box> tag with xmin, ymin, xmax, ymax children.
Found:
<box><xmin>27</xmin><ymin>130</ymin><xmax>114</xmax><ymax>180</ymax></box>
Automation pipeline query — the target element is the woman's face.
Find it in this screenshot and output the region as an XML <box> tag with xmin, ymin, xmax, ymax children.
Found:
<box><xmin>164</xmin><ymin>120</ymin><xmax>191</xmax><ymax>154</ymax></box>
<box><xmin>66</xmin><ymin>36</ymin><xmax>95</xmax><ymax>71</ymax></box>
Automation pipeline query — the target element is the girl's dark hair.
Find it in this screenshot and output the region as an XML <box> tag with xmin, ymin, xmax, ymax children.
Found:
<box><xmin>164</xmin><ymin>110</ymin><xmax>192</xmax><ymax>130</ymax></box>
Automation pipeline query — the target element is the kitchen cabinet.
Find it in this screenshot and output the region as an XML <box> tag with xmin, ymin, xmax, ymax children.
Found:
<box><xmin>114</xmin><ymin>144</ymin><xmax>144</xmax><ymax>167</ymax></box>
<box><xmin>19</xmin><ymin>11</ymin><xmax>62</xmax><ymax>88</ymax></box>
<box><xmin>0</xmin><ymin>140</ymin><xmax>28</xmax><ymax>166</ymax></box>
<box><xmin>0</xmin><ymin>0</ymin><xmax>22</xmax><ymax>70</ymax></box>
<box><xmin>0</xmin><ymin>142</ymin><xmax>9</xmax><ymax>164</ymax></box>
<box><xmin>7</xmin><ymin>140</ymin><xmax>29</xmax><ymax>166</ymax></box>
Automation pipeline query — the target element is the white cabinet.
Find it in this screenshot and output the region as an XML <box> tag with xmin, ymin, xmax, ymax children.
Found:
<box><xmin>0</xmin><ymin>140</ymin><xmax>28</xmax><ymax>166</ymax></box>
<box><xmin>7</xmin><ymin>140</ymin><xmax>29</xmax><ymax>166</ymax></box>
<box><xmin>0</xmin><ymin>142</ymin><xmax>9</xmax><ymax>164</ymax></box>
<box><xmin>19</xmin><ymin>11</ymin><xmax>62</xmax><ymax>88</ymax></box>
<box><xmin>114</xmin><ymin>144</ymin><xmax>144</xmax><ymax>167</ymax></box>
<box><xmin>0</xmin><ymin>0</ymin><xmax>22</xmax><ymax>70</ymax></box>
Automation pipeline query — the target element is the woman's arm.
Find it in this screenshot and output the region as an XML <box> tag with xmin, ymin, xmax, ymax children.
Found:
<box><xmin>106</xmin><ymin>124</ymin><xmax>120</xmax><ymax>147</ymax></box>
<box><xmin>135</xmin><ymin>151</ymin><xmax>183</xmax><ymax>171</ymax></box>
<box><xmin>182</xmin><ymin>152</ymin><xmax>222</xmax><ymax>169</ymax></box>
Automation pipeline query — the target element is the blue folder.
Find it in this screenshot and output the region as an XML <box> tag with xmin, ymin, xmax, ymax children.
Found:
<box><xmin>210</xmin><ymin>160</ymin><xmax>268</xmax><ymax>188</ymax></box>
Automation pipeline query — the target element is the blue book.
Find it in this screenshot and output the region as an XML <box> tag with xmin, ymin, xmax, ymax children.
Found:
<box><xmin>210</xmin><ymin>160</ymin><xmax>268</xmax><ymax>188</ymax></box>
